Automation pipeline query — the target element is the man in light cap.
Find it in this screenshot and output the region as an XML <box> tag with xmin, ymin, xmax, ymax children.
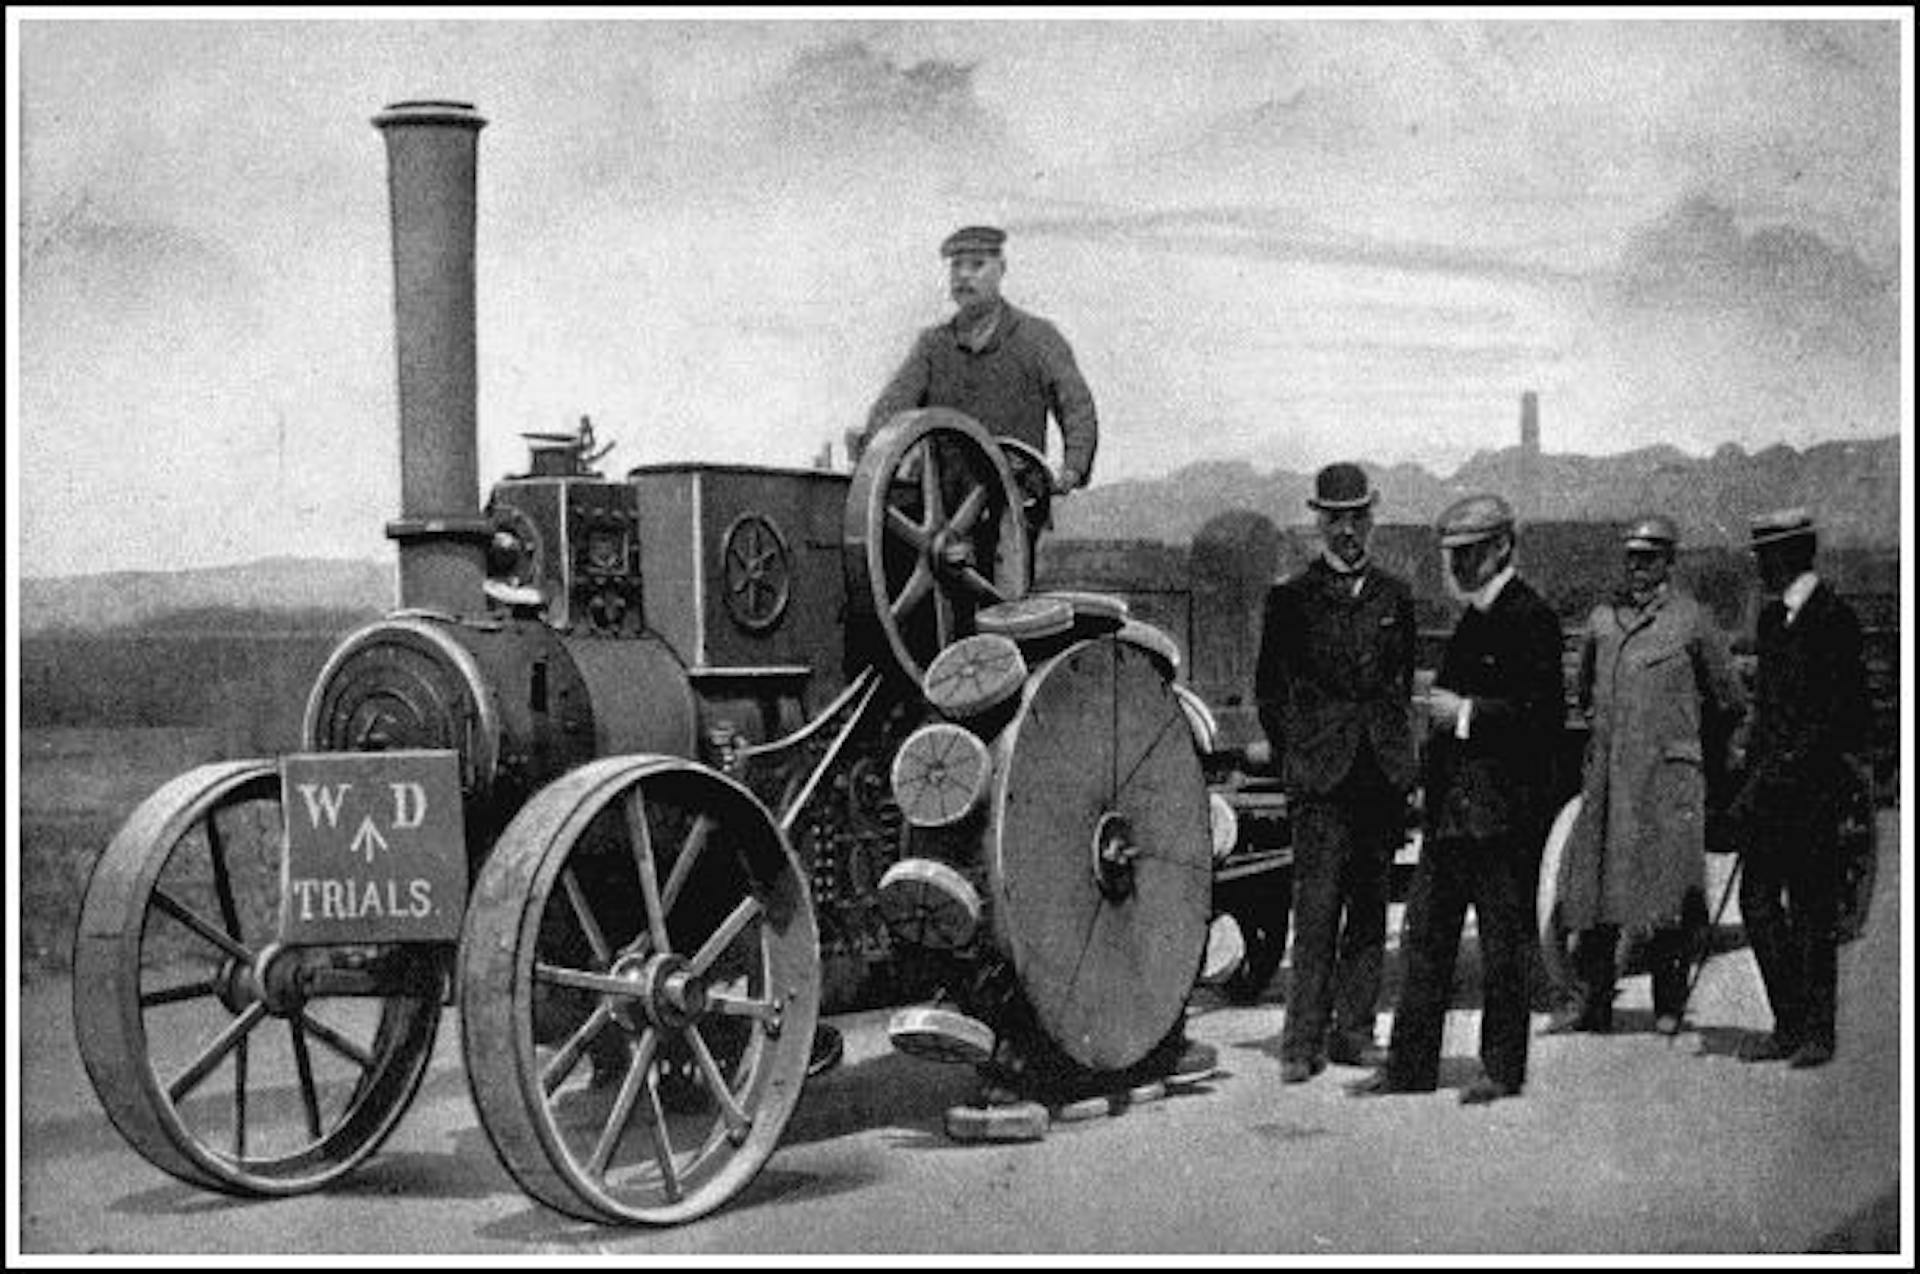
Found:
<box><xmin>864</xmin><ymin>225</ymin><xmax>1099</xmax><ymax>555</ymax></box>
<box><xmin>1351</xmin><ymin>493</ymin><xmax>1563</xmax><ymax>1104</ymax></box>
<box><xmin>1253</xmin><ymin>462</ymin><xmax>1416</xmax><ymax>1078</ymax></box>
<box><xmin>1725</xmin><ymin>508</ymin><xmax>1870</xmax><ymax>1068</ymax></box>
<box><xmin>1548</xmin><ymin>513</ymin><xmax>1743</xmax><ymax>1039</ymax></box>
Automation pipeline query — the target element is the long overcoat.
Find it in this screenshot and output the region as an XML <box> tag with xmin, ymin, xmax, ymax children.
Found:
<box><xmin>1559</xmin><ymin>587</ymin><xmax>1743</xmax><ymax>933</ymax></box>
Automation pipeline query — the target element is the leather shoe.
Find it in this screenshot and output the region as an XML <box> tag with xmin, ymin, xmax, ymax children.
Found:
<box><xmin>1327</xmin><ymin>1038</ymin><xmax>1390</xmax><ymax>1068</ymax></box>
<box><xmin>1459</xmin><ymin>1078</ymin><xmax>1519</xmax><ymax>1105</ymax></box>
<box><xmin>1279</xmin><ymin>1057</ymin><xmax>1325</xmax><ymax>1084</ymax></box>
<box><xmin>1540</xmin><ymin>1007</ymin><xmax>1610</xmax><ymax>1036</ymax></box>
<box><xmin>1346</xmin><ymin>1071</ymin><xmax>1429</xmax><ymax>1098</ymax></box>
<box><xmin>1740</xmin><ymin>1033</ymin><xmax>1798</xmax><ymax>1063</ymax></box>
<box><xmin>1788</xmin><ymin>1040</ymin><xmax>1834</xmax><ymax>1069</ymax></box>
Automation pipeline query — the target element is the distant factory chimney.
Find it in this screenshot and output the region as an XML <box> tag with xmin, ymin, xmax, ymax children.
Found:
<box><xmin>1519</xmin><ymin>390</ymin><xmax>1541</xmax><ymax>521</ymax></box>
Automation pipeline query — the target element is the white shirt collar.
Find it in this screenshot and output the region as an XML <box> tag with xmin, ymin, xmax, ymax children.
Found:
<box><xmin>1469</xmin><ymin>565</ymin><xmax>1517</xmax><ymax>612</ymax></box>
<box><xmin>1322</xmin><ymin>548</ymin><xmax>1369</xmax><ymax>575</ymax></box>
<box><xmin>1783</xmin><ymin>571</ymin><xmax>1820</xmax><ymax>621</ymax></box>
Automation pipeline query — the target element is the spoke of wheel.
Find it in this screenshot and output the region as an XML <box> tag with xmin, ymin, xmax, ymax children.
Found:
<box><xmin>289</xmin><ymin>1018</ymin><xmax>323</xmax><ymax>1140</ymax></box>
<box><xmin>624</xmin><ymin>788</ymin><xmax>673</xmax><ymax>957</ymax></box>
<box><xmin>561</xmin><ymin>869</ymin><xmax>613</xmax><ymax>968</ymax></box>
<box><xmin>891</xmin><ymin>563</ymin><xmax>934</xmax><ymax>623</ymax></box>
<box><xmin>638</xmin><ymin>1065</ymin><xmax>682</xmax><ymax>1201</ymax></box>
<box><xmin>586</xmin><ymin>1029</ymin><xmax>657</xmax><ymax>1180</ymax></box>
<box><xmin>542</xmin><ymin>1000</ymin><xmax>618</xmax><ymax>1095</ymax></box>
<box><xmin>140</xmin><ymin>977</ymin><xmax>221</xmax><ymax>1008</ymax></box>
<box><xmin>204</xmin><ymin>812</ymin><xmax>244</xmax><ymax>941</ymax></box>
<box><xmin>233</xmin><ymin>1036</ymin><xmax>249</xmax><ymax>1159</ymax></box>
<box><xmin>957</xmin><ymin>566</ymin><xmax>1006</xmax><ymax>603</ymax></box>
<box><xmin>662</xmin><ymin>816</ymin><xmax>712</xmax><ymax>916</ymax></box>
<box><xmin>919</xmin><ymin>442</ymin><xmax>946</xmax><ymax>527</ymax></box>
<box><xmin>152</xmin><ymin>888</ymin><xmax>253</xmax><ymax>964</ymax></box>
<box><xmin>297</xmin><ymin>1010</ymin><xmax>375</xmax><ymax>1070</ymax></box>
<box><xmin>708</xmin><ymin>991</ymin><xmax>780</xmax><ymax>1023</ymax></box>
<box><xmin>166</xmin><ymin>1001</ymin><xmax>268</xmax><ymax>1103</ymax></box>
<box><xmin>885</xmin><ymin>505</ymin><xmax>927</xmax><ymax>549</ymax></box>
<box><xmin>933</xmin><ymin>582</ymin><xmax>955</xmax><ymax>650</ymax></box>
<box><xmin>684</xmin><ymin>1024</ymin><xmax>752</xmax><ymax>1141</ymax></box>
<box><xmin>946</xmin><ymin>484</ymin><xmax>990</xmax><ymax>537</ymax></box>
<box><xmin>535</xmin><ymin>962</ymin><xmax>650</xmax><ymax>1001</ymax></box>
<box><xmin>688</xmin><ymin>898</ymin><xmax>762</xmax><ymax>977</ymax></box>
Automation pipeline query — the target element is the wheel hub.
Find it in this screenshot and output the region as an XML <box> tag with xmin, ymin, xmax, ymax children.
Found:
<box><xmin>1091</xmin><ymin>811</ymin><xmax>1138</xmax><ymax>902</ymax></box>
<box><xmin>610</xmin><ymin>951</ymin><xmax>711</xmax><ymax>1033</ymax></box>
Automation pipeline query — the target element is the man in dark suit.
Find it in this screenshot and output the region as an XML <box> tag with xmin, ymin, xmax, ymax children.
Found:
<box><xmin>1727</xmin><ymin>508</ymin><xmax>1871</xmax><ymax>1069</ymax></box>
<box><xmin>1350</xmin><ymin>493</ymin><xmax>1565</xmax><ymax>1104</ymax></box>
<box><xmin>1254</xmin><ymin>462</ymin><xmax>1417</xmax><ymax>1082</ymax></box>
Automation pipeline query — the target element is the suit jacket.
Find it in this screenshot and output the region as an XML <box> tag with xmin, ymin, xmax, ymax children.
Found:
<box><xmin>1254</xmin><ymin>559</ymin><xmax>1417</xmax><ymax>796</ymax></box>
<box><xmin>1424</xmin><ymin>574</ymin><xmax>1565</xmax><ymax>845</ymax></box>
<box><xmin>1736</xmin><ymin>581</ymin><xmax>1870</xmax><ymax>832</ymax></box>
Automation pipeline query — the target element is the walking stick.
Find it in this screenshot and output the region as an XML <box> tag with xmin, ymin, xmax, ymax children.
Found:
<box><xmin>1674</xmin><ymin>852</ymin><xmax>1745</xmax><ymax>1040</ymax></box>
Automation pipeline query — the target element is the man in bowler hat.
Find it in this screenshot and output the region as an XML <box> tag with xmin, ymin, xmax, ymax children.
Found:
<box><xmin>1351</xmin><ymin>493</ymin><xmax>1565</xmax><ymax>1104</ymax></box>
<box><xmin>1253</xmin><ymin>462</ymin><xmax>1417</xmax><ymax>1082</ymax></box>
<box><xmin>864</xmin><ymin>225</ymin><xmax>1099</xmax><ymax>552</ymax></box>
<box><xmin>1726</xmin><ymin>508</ymin><xmax>1871</xmax><ymax>1068</ymax></box>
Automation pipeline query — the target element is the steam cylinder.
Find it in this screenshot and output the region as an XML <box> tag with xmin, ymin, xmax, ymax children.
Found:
<box><xmin>374</xmin><ymin>100</ymin><xmax>492</xmax><ymax>615</ymax></box>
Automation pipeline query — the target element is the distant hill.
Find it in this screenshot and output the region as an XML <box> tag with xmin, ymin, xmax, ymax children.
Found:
<box><xmin>1057</xmin><ymin>436</ymin><xmax>1902</xmax><ymax>549</ymax></box>
<box><xmin>17</xmin><ymin>437</ymin><xmax>1899</xmax><ymax>633</ymax></box>
<box><xmin>20</xmin><ymin>556</ymin><xmax>392</xmax><ymax>634</ymax></box>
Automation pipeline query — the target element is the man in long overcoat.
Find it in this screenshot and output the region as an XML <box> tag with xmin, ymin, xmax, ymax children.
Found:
<box><xmin>1551</xmin><ymin>515</ymin><xmax>1744</xmax><ymax>1035</ymax></box>
<box><xmin>1254</xmin><ymin>462</ymin><xmax>1417</xmax><ymax>1082</ymax></box>
<box><xmin>1727</xmin><ymin>508</ymin><xmax>1871</xmax><ymax>1068</ymax></box>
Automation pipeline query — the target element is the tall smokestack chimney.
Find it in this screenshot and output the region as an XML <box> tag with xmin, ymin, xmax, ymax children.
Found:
<box><xmin>373</xmin><ymin>100</ymin><xmax>489</xmax><ymax>614</ymax></box>
<box><xmin>1519</xmin><ymin>390</ymin><xmax>1540</xmax><ymax>520</ymax></box>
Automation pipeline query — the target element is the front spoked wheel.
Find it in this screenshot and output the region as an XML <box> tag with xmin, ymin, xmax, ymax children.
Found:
<box><xmin>72</xmin><ymin>762</ymin><xmax>442</xmax><ymax>1195</ymax></box>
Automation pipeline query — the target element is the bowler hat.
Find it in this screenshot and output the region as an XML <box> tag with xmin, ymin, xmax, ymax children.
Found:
<box><xmin>1749</xmin><ymin>507</ymin><xmax>1816</xmax><ymax>549</ymax></box>
<box><xmin>1436</xmin><ymin>493</ymin><xmax>1515</xmax><ymax>548</ymax></box>
<box><xmin>940</xmin><ymin>226</ymin><xmax>1007</xmax><ymax>258</ymax></box>
<box><xmin>1307</xmin><ymin>462</ymin><xmax>1377</xmax><ymax>512</ymax></box>
<box><xmin>1624</xmin><ymin>515</ymin><xmax>1680</xmax><ymax>551</ymax></box>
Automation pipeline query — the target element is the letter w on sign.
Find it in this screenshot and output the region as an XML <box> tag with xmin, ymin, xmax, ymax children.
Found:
<box><xmin>279</xmin><ymin>750</ymin><xmax>466</xmax><ymax>945</ymax></box>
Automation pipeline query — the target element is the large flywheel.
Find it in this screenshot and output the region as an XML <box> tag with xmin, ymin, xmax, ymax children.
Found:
<box><xmin>459</xmin><ymin>755</ymin><xmax>818</xmax><ymax>1226</ymax></box>
<box><xmin>987</xmin><ymin>637</ymin><xmax>1213</xmax><ymax>1072</ymax></box>
<box><xmin>845</xmin><ymin>408</ymin><xmax>1031</xmax><ymax>685</ymax></box>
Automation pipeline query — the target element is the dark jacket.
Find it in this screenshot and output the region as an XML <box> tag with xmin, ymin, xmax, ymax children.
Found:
<box><xmin>1255</xmin><ymin>559</ymin><xmax>1417</xmax><ymax>797</ymax></box>
<box><xmin>1733</xmin><ymin>582</ymin><xmax>1870</xmax><ymax>835</ymax></box>
<box><xmin>866</xmin><ymin>302</ymin><xmax>1100</xmax><ymax>487</ymax></box>
<box><xmin>1423</xmin><ymin>574</ymin><xmax>1565</xmax><ymax>844</ymax></box>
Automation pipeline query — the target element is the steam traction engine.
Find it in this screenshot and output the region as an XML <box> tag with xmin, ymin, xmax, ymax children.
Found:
<box><xmin>71</xmin><ymin>101</ymin><xmax>1217</xmax><ymax>1226</ymax></box>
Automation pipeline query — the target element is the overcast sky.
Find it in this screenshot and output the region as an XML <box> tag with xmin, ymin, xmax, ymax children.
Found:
<box><xmin>9</xmin><ymin>10</ymin><xmax>1911</xmax><ymax>576</ymax></box>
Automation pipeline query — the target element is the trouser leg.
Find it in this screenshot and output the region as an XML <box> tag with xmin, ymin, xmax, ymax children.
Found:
<box><xmin>1791</xmin><ymin>852</ymin><xmax>1842</xmax><ymax>1050</ymax></box>
<box><xmin>1473</xmin><ymin>841</ymin><xmax>1532</xmax><ymax>1090</ymax></box>
<box><xmin>1281</xmin><ymin>797</ymin><xmax>1347</xmax><ymax>1063</ymax></box>
<box><xmin>1385</xmin><ymin>847</ymin><xmax>1466</xmax><ymax>1090</ymax></box>
<box><xmin>1572</xmin><ymin>923</ymin><xmax>1620</xmax><ymax>1027</ymax></box>
<box><xmin>1331</xmin><ymin>793</ymin><xmax>1398</xmax><ymax>1050</ymax></box>
<box><xmin>1740</xmin><ymin>850</ymin><xmax>1803</xmax><ymax>1045</ymax></box>
<box><xmin>1647</xmin><ymin>926</ymin><xmax>1691</xmax><ymax>1020</ymax></box>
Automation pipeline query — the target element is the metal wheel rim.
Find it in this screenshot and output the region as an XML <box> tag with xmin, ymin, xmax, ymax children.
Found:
<box><xmin>844</xmin><ymin>408</ymin><xmax>1030</xmax><ymax>685</ymax></box>
<box><xmin>460</xmin><ymin>755</ymin><xmax>818</xmax><ymax>1226</ymax></box>
<box><xmin>72</xmin><ymin>762</ymin><xmax>441</xmax><ymax>1196</ymax></box>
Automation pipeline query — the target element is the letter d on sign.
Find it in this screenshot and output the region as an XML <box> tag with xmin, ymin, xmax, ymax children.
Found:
<box><xmin>391</xmin><ymin>781</ymin><xmax>428</xmax><ymax>829</ymax></box>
